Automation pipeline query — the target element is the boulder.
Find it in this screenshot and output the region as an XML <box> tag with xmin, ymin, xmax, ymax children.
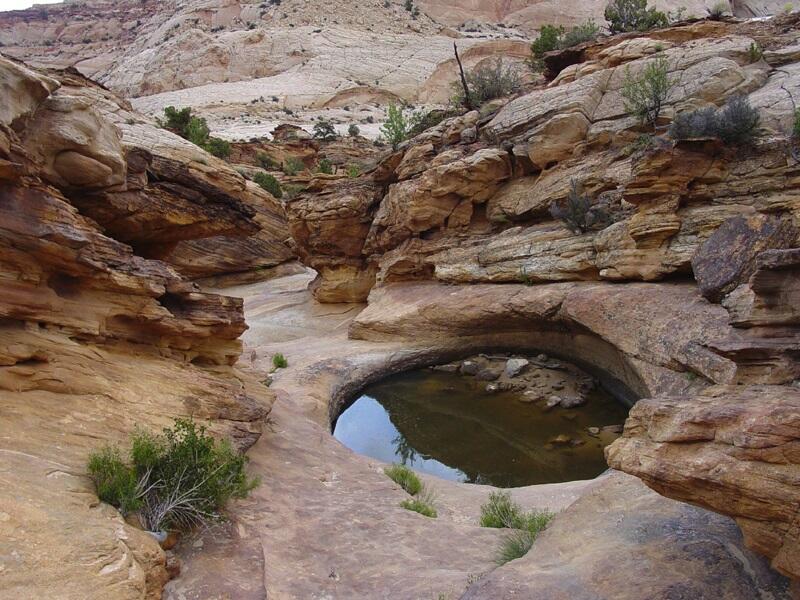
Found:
<box><xmin>504</xmin><ymin>357</ymin><xmax>529</xmax><ymax>377</ymax></box>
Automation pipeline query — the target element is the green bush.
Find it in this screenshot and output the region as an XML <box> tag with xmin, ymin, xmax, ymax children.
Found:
<box><xmin>204</xmin><ymin>137</ymin><xmax>231</xmax><ymax>159</ymax></box>
<box><xmin>747</xmin><ymin>42</ymin><xmax>763</xmax><ymax>63</ymax></box>
<box><xmin>529</xmin><ymin>22</ymin><xmax>600</xmax><ymax>71</ymax></box>
<box><xmin>560</xmin><ymin>20</ymin><xmax>601</xmax><ymax>48</ymax></box>
<box><xmin>479</xmin><ymin>491</ymin><xmax>554</xmax><ymax>564</ymax></box>
<box><xmin>253</xmin><ymin>172</ymin><xmax>283</xmax><ymax>198</ymax></box>
<box><xmin>793</xmin><ymin>108</ymin><xmax>800</xmax><ymax>138</ymax></box>
<box><xmin>346</xmin><ymin>164</ymin><xmax>360</xmax><ymax>178</ymax></box>
<box><xmin>530</xmin><ymin>24</ymin><xmax>564</xmax><ymax>59</ymax></box>
<box><xmin>87</xmin><ymin>419</ymin><xmax>258</xmax><ymax>533</ymax></box>
<box><xmin>272</xmin><ymin>352</ymin><xmax>288</xmax><ymax>369</ymax></box>
<box><xmin>158</xmin><ymin>106</ymin><xmax>230</xmax><ymax>158</ymax></box>
<box><xmin>283</xmin><ymin>156</ymin><xmax>305</xmax><ymax>175</ymax></box>
<box><xmin>452</xmin><ymin>58</ymin><xmax>521</xmax><ymax>107</ymax></box>
<box><xmin>604</xmin><ymin>0</ymin><xmax>668</xmax><ymax>33</ymax></box>
<box><xmin>256</xmin><ymin>151</ymin><xmax>277</xmax><ymax>170</ymax></box>
<box><xmin>668</xmin><ymin>96</ymin><xmax>760</xmax><ymax>145</ymax></box>
<box><xmin>406</xmin><ymin>108</ymin><xmax>459</xmax><ymax>138</ymax></box>
<box><xmin>313</xmin><ymin>118</ymin><xmax>337</xmax><ymax>141</ymax></box>
<box><xmin>316</xmin><ymin>158</ymin><xmax>334</xmax><ymax>174</ymax></box>
<box><xmin>384</xmin><ymin>463</ymin><xmax>422</xmax><ymax>495</ymax></box>
<box><xmin>549</xmin><ymin>178</ymin><xmax>612</xmax><ymax>233</ymax></box>
<box><xmin>497</xmin><ymin>530</ymin><xmax>534</xmax><ymax>565</ymax></box>
<box><xmin>380</xmin><ymin>104</ymin><xmax>411</xmax><ymax>150</ymax></box>
<box><xmin>348</xmin><ymin>123</ymin><xmax>360</xmax><ymax>137</ymax></box>
<box><xmin>400</xmin><ymin>485</ymin><xmax>437</xmax><ymax>518</ymax></box>
<box><xmin>621</xmin><ymin>53</ymin><xmax>672</xmax><ymax>128</ymax></box>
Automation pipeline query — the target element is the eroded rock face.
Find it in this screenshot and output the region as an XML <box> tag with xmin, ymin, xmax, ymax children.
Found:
<box><xmin>288</xmin><ymin>20</ymin><xmax>800</xmax><ymax>302</ymax></box>
<box><xmin>0</xmin><ymin>57</ymin><xmax>275</xmax><ymax>599</ymax></box>
<box><xmin>607</xmin><ymin>385</ymin><xmax>800</xmax><ymax>581</ymax></box>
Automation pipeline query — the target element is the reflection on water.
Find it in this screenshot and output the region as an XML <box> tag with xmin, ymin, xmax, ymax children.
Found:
<box><xmin>333</xmin><ymin>368</ymin><xmax>629</xmax><ymax>487</ymax></box>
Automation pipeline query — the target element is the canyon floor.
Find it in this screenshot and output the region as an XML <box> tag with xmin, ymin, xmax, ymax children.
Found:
<box><xmin>162</xmin><ymin>270</ymin><xmax>792</xmax><ymax>600</ymax></box>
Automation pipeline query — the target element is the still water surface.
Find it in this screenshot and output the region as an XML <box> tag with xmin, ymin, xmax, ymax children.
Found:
<box><xmin>333</xmin><ymin>368</ymin><xmax>629</xmax><ymax>487</ymax></box>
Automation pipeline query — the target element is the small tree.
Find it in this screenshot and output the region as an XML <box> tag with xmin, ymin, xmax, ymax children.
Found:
<box><xmin>87</xmin><ymin>419</ymin><xmax>258</xmax><ymax>533</ymax></box>
<box><xmin>381</xmin><ymin>104</ymin><xmax>410</xmax><ymax>150</ymax></box>
<box><xmin>253</xmin><ymin>172</ymin><xmax>283</xmax><ymax>198</ymax></box>
<box><xmin>313</xmin><ymin>119</ymin><xmax>337</xmax><ymax>141</ymax></box>
<box><xmin>204</xmin><ymin>137</ymin><xmax>231</xmax><ymax>159</ymax></box>
<box><xmin>604</xmin><ymin>0</ymin><xmax>668</xmax><ymax>33</ymax></box>
<box><xmin>347</xmin><ymin>123</ymin><xmax>360</xmax><ymax>137</ymax></box>
<box><xmin>621</xmin><ymin>54</ymin><xmax>672</xmax><ymax>128</ymax></box>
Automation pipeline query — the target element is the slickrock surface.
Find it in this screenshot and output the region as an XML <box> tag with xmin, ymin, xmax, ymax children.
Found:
<box><xmin>163</xmin><ymin>271</ymin><xmax>791</xmax><ymax>599</ymax></box>
<box><xmin>288</xmin><ymin>17</ymin><xmax>800</xmax><ymax>303</ymax></box>
<box><xmin>0</xmin><ymin>56</ymin><xmax>276</xmax><ymax>598</ymax></box>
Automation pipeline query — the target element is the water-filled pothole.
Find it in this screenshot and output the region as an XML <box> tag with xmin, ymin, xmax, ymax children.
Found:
<box><xmin>333</xmin><ymin>354</ymin><xmax>631</xmax><ymax>487</ymax></box>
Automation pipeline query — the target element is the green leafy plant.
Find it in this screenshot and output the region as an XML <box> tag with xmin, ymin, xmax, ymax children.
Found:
<box><xmin>313</xmin><ymin>118</ymin><xmax>338</xmax><ymax>141</ymax></box>
<box><xmin>158</xmin><ymin>106</ymin><xmax>230</xmax><ymax>158</ymax></box>
<box><xmin>451</xmin><ymin>58</ymin><xmax>521</xmax><ymax>107</ymax></box>
<box><xmin>87</xmin><ymin>419</ymin><xmax>258</xmax><ymax>533</ymax></box>
<box><xmin>346</xmin><ymin>164</ymin><xmax>360</xmax><ymax>178</ymax></box>
<box><xmin>668</xmin><ymin>96</ymin><xmax>760</xmax><ymax>145</ymax></box>
<box><xmin>747</xmin><ymin>42</ymin><xmax>764</xmax><ymax>63</ymax></box>
<box><xmin>316</xmin><ymin>158</ymin><xmax>334</xmax><ymax>174</ymax></box>
<box><xmin>530</xmin><ymin>24</ymin><xmax>565</xmax><ymax>65</ymax></box>
<box><xmin>272</xmin><ymin>352</ymin><xmax>288</xmax><ymax>369</ymax></box>
<box><xmin>621</xmin><ymin>53</ymin><xmax>672</xmax><ymax>128</ymax></box>
<box><xmin>384</xmin><ymin>463</ymin><xmax>422</xmax><ymax>495</ymax></box>
<box><xmin>381</xmin><ymin>104</ymin><xmax>411</xmax><ymax>150</ymax></box>
<box><xmin>282</xmin><ymin>156</ymin><xmax>305</xmax><ymax>175</ymax></box>
<box><xmin>529</xmin><ymin>22</ymin><xmax>600</xmax><ymax>71</ymax></box>
<box><xmin>256</xmin><ymin>151</ymin><xmax>277</xmax><ymax>170</ymax></box>
<box><xmin>253</xmin><ymin>172</ymin><xmax>283</xmax><ymax>198</ymax></box>
<box><xmin>348</xmin><ymin>123</ymin><xmax>360</xmax><ymax>137</ymax></box>
<box><xmin>400</xmin><ymin>486</ymin><xmax>437</xmax><ymax>518</ymax></box>
<box><xmin>604</xmin><ymin>0</ymin><xmax>668</xmax><ymax>33</ymax></box>
<box><xmin>479</xmin><ymin>491</ymin><xmax>554</xmax><ymax>564</ymax></box>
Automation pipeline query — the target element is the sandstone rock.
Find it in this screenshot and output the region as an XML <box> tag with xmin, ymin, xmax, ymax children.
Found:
<box><xmin>504</xmin><ymin>357</ymin><xmax>529</xmax><ymax>378</ymax></box>
<box><xmin>607</xmin><ymin>385</ymin><xmax>800</xmax><ymax>580</ymax></box>
<box><xmin>691</xmin><ymin>213</ymin><xmax>798</xmax><ymax>302</ymax></box>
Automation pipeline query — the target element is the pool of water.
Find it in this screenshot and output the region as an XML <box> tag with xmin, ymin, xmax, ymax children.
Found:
<box><xmin>333</xmin><ymin>368</ymin><xmax>630</xmax><ymax>487</ymax></box>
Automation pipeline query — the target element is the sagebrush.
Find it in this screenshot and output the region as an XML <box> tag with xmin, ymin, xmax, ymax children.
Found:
<box><xmin>604</xmin><ymin>0</ymin><xmax>668</xmax><ymax>33</ymax></box>
<box><xmin>549</xmin><ymin>178</ymin><xmax>612</xmax><ymax>233</ymax></box>
<box><xmin>452</xmin><ymin>58</ymin><xmax>521</xmax><ymax>107</ymax></box>
<box><xmin>87</xmin><ymin>419</ymin><xmax>258</xmax><ymax>533</ymax></box>
<box><xmin>669</xmin><ymin>96</ymin><xmax>760</xmax><ymax>145</ymax></box>
<box><xmin>621</xmin><ymin>54</ymin><xmax>672</xmax><ymax>128</ymax></box>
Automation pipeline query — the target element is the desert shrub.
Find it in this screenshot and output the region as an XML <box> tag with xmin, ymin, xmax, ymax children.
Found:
<box><xmin>87</xmin><ymin>419</ymin><xmax>257</xmax><ymax>533</ymax></box>
<box><xmin>529</xmin><ymin>22</ymin><xmax>600</xmax><ymax>70</ymax></box>
<box><xmin>452</xmin><ymin>58</ymin><xmax>522</xmax><ymax>107</ymax></box>
<box><xmin>604</xmin><ymin>0</ymin><xmax>668</xmax><ymax>33</ymax></box>
<box><xmin>669</xmin><ymin>96</ymin><xmax>760</xmax><ymax>145</ymax></box>
<box><xmin>479</xmin><ymin>491</ymin><xmax>554</xmax><ymax>563</ymax></box>
<box><xmin>283</xmin><ymin>156</ymin><xmax>305</xmax><ymax>175</ymax></box>
<box><xmin>530</xmin><ymin>24</ymin><xmax>564</xmax><ymax>60</ymax></box>
<box><xmin>346</xmin><ymin>164</ymin><xmax>360</xmax><ymax>178</ymax></box>
<box><xmin>272</xmin><ymin>352</ymin><xmax>288</xmax><ymax>369</ymax></box>
<box><xmin>253</xmin><ymin>172</ymin><xmax>283</xmax><ymax>198</ymax></box>
<box><xmin>497</xmin><ymin>530</ymin><xmax>534</xmax><ymax>565</ymax></box>
<box><xmin>406</xmin><ymin>108</ymin><xmax>459</xmax><ymax>137</ymax></box>
<box><xmin>313</xmin><ymin>118</ymin><xmax>337</xmax><ymax>141</ymax></box>
<box><xmin>159</xmin><ymin>106</ymin><xmax>230</xmax><ymax>158</ymax></box>
<box><xmin>794</xmin><ymin>108</ymin><xmax>800</xmax><ymax>138</ymax></box>
<box><xmin>348</xmin><ymin>123</ymin><xmax>360</xmax><ymax>137</ymax></box>
<box><xmin>399</xmin><ymin>486</ymin><xmax>437</xmax><ymax>518</ymax></box>
<box><xmin>316</xmin><ymin>158</ymin><xmax>334</xmax><ymax>174</ymax></box>
<box><xmin>204</xmin><ymin>137</ymin><xmax>231</xmax><ymax>159</ymax></box>
<box><xmin>621</xmin><ymin>53</ymin><xmax>672</xmax><ymax>128</ymax></box>
<box><xmin>706</xmin><ymin>1</ymin><xmax>729</xmax><ymax>19</ymax></box>
<box><xmin>256</xmin><ymin>151</ymin><xmax>277</xmax><ymax>169</ymax></box>
<box><xmin>381</xmin><ymin>104</ymin><xmax>411</xmax><ymax>150</ymax></box>
<box><xmin>480</xmin><ymin>491</ymin><xmax>522</xmax><ymax>528</ymax></box>
<box><xmin>88</xmin><ymin>446</ymin><xmax>142</xmax><ymax>516</ymax></box>
<box><xmin>747</xmin><ymin>42</ymin><xmax>764</xmax><ymax>63</ymax></box>
<box><xmin>549</xmin><ymin>178</ymin><xmax>612</xmax><ymax>233</ymax></box>
<box><xmin>559</xmin><ymin>20</ymin><xmax>601</xmax><ymax>48</ymax></box>
<box><xmin>384</xmin><ymin>463</ymin><xmax>422</xmax><ymax>495</ymax></box>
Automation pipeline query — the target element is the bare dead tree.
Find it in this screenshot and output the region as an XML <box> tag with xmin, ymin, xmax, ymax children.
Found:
<box><xmin>454</xmin><ymin>42</ymin><xmax>473</xmax><ymax>111</ymax></box>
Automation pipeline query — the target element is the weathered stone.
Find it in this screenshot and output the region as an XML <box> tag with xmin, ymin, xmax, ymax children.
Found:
<box><xmin>504</xmin><ymin>357</ymin><xmax>529</xmax><ymax>378</ymax></box>
<box><xmin>691</xmin><ymin>214</ymin><xmax>798</xmax><ymax>302</ymax></box>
